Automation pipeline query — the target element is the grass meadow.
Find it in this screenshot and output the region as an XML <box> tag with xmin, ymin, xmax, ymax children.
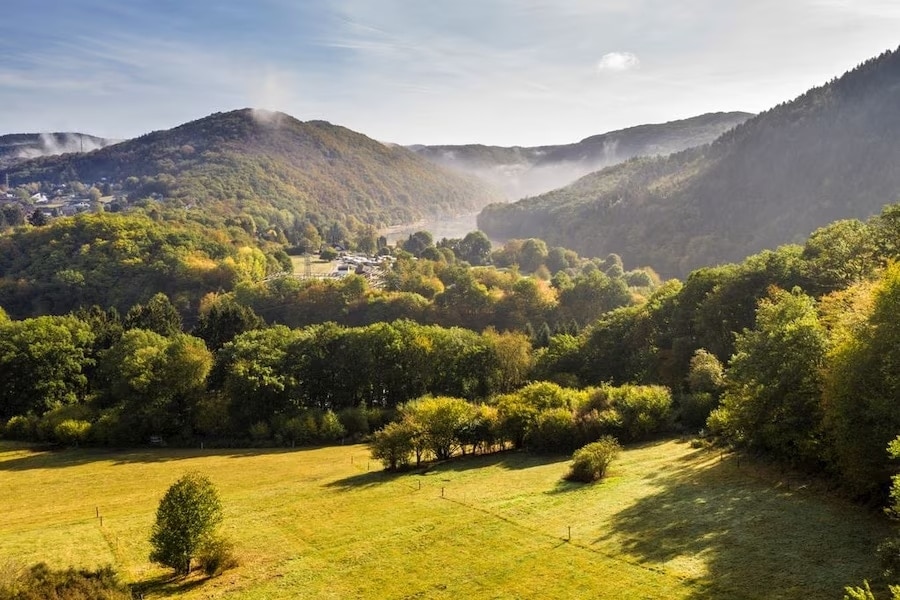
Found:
<box><xmin>0</xmin><ymin>439</ymin><xmax>891</xmax><ymax>599</ymax></box>
<box><xmin>288</xmin><ymin>255</ymin><xmax>335</xmax><ymax>276</ymax></box>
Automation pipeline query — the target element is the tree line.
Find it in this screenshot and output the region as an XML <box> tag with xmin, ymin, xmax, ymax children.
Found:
<box><xmin>4</xmin><ymin>204</ymin><xmax>900</xmax><ymax>502</ymax></box>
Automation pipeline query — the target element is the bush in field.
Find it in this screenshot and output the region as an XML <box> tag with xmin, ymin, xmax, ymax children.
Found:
<box><xmin>196</xmin><ymin>536</ymin><xmax>239</xmax><ymax>577</ymax></box>
<box><xmin>565</xmin><ymin>436</ymin><xmax>622</xmax><ymax>483</ymax></box>
<box><xmin>370</xmin><ymin>420</ymin><xmax>417</xmax><ymax>470</ymax></box>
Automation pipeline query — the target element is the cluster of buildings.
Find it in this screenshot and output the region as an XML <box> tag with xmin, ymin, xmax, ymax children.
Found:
<box><xmin>0</xmin><ymin>180</ymin><xmax>122</xmax><ymax>221</ymax></box>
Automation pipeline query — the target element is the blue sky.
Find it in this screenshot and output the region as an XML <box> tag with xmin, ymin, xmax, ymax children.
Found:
<box><xmin>1</xmin><ymin>0</ymin><xmax>898</xmax><ymax>145</ymax></box>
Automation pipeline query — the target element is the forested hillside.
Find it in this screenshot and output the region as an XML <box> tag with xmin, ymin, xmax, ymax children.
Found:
<box><xmin>0</xmin><ymin>212</ymin><xmax>284</xmax><ymax>318</ymax></box>
<box><xmin>413</xmin><ymin>112</ymin><xmax>751</xmax><ymax>199</ymax></box>
<box><xmin>1</xmin><ymin>109</ymin><xmax>502</xmax><ymax>230</ymax></box>
<box><xmin>479</xmin><ymin>46</ymin><xmax>900</xmax><ymax>277</ymax></box>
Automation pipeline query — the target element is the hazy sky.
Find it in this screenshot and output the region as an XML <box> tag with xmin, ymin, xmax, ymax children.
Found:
<box><xmin>1</xmin><ymin>0</ymin><xmax>898</xmax><ymax>146</ymax></box>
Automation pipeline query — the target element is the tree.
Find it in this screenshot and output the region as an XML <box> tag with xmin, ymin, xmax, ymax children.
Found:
<box><xmin>27</xmin><ymin>208</ymin><xmax>48</xmax><ymax>227</ymax></box>
<box><xmin>0</xmin><ymin>315</ymin><xmax>94</xmax><ymax>420</ymax></box>
<box><xmin>402</xmin><ymin>230</ymin><xmax>434</xmax><ymax>257</ymax></box>
<box><xmin>519</xmin><ymin>238</ymin><xmax>548</xmax><ymax>272</ymax></box>
<box><xmin>150</xmin><ymin>472</ymin><xmax>223</xmax><ymax>575</ymax></box>
<box><xmin>688</xmin><ymin>349</ymin><xmax>725</xmax><ymax>395</ymax></box>
<box><xmin>402</xmin><ymin>396</ymin><xmax>473</xmax><ymax>460</ymax></box>
<box><xmin>710</xmin><ymin>287</ymin><xmax>825</xmax><ymax>465</ymax></box>
<box><xmin>456</xmin><ymin>231</ymin><xmax>492</xmax><ymax>265</ymax></box>
<box><xmin>100</xmin><ymin>330</ymin><xmax>212</xmax><ymax>440</ymax></box>
<box><xmin>194</xmin><ymin>294</ymin><xmax>264</xmax><ymax>350</ymax></box>
<box><xmin>823</xmin><ymin>264</ymin><xmax>900</xmax><ymax>495</ymax></box>
<box><xmin>125</xmin><ymin>293</ymin><xmax>183</xmax><ymax>336</ymax></box>
<box><xmin>370</xmin><ymin>420</ymin><xmax>417</xmax><ymax>470</ymax></box>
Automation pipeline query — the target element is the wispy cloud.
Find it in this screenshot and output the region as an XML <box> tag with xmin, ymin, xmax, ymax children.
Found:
<box><xmin>0</xmin><ymin>0</ymin><xmax>898</xmax><ymax>145</ymax></box>
<box><xmin>597</xmin><ymin>52</ymin><xmax>640</xmax><ymax>72</ymax></box>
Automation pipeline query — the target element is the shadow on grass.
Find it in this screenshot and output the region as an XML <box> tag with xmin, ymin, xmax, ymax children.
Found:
<box><xmin>423</xmin><ymin>450</ymin><xmax>569</xmax><ymax>474</ymax></box>
<box><xmin>323</xmin><ymin>469</ymin><xmax>406</xmax><ymax>490</ymax></box>
<box><xmin>131</xmin><ymin>572</ymin><xmax>208</xmax><ymax>598</ymax></box>
<box><xmin>600</xmin><ymin>452</ymin><xmax>886</xmax><ymax>599</ymax></box>
<box><xmin>0</xmin><ymin>444</ymin><xmax>318</xmax><ymax>472</ymax></box>
<box><xmin>323</xmin><ymin>451</ymin><xmax>570</xmax><ymax>489</ymax></box>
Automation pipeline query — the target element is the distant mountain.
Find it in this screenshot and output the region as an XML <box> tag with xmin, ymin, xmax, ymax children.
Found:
<box><xmin>411</xmin><ymin>112</ymin><xmax>753</xmax><ymax>200</ymax></box>
<box><xmin>0</xmin><ymin>132</ymin><xmax>118</xmax><ymax>169</ymax></box>
<box><xmin>478</xmin><ymin>46</ymin><xmax>900</xmax><ymax>277</ymax></box>
<box><xmin>1</xmin><ymin>109</ymin><xmax>502</xmax><ymax>227</ymax></box>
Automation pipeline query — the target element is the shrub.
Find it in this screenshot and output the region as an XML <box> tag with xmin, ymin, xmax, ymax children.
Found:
<box><xmin>279</xmin><ymin>416</ymin><xmax>316</xmax><ymax>447</ymax></box>
<box><xmin>565</xmin><ymin>436</ymin><xmax>622</xmax><ymax>483</ymax></box>
<box><xmin>338</xmin><ymin>406</ymin><xmax>370</xmax><ymax>439</ymax></box>
<box><xmin>370</xmin><ymin>420</ymin><xmax>417</xmax><ymax>470</ymax></box>
<box><xmin>679</xmin><ymin>392</ymin><xmax>719</xmax><ymax>431</ymax></box>
<box><xmin>878</xmin><ymin>537</ymin><xmax>900</xmax><ymax>578</ymax></box>
<box><xmin>614</xmin><ymin>385</ymin><xmax>673</xmax><ymax>441</ymax></box>
<box><xmin>248</xmin><ymin>421</ymin><xmax>271</xmax><ymax>444</ymax></box>
<box><xmin>527</xmin><ymin>408</ymin><xmax>578</xmax><ymax>453</ymax></box>
<box><xmin>53</xmin><ymin>419</ymin><xmax>91</xmax><ymax>447</ymax></box>
<box><xmin>0</xmin><ymin>562</ymin><xmax>131</xmax><ymax>600</ymax></box>
<box><xmin>196</xmin><ymin>535</ymin><xmax>239</xmax><ymax>577</ymax></box>
<box><xmin>319</xmin><ymin>410</ymin><xmax>347</xmax><ymax>442</ymax></box>
<box><xmin>2</xmin><ymin>415</ymin><xmax>38</xmax><ymax>441</ymax></box>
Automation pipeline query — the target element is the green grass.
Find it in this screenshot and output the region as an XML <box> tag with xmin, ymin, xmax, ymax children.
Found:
<box><xmin>289</xmin><ymin>255</ymin><xmax>335</xmax><ymax>275</ymax></box>
<box><xmin>0</xmin><ymin>439</ymin><xmax>890</xmax><ymax>599</ymax></box>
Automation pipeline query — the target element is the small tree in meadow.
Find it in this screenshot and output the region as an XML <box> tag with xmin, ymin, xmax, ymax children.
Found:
<box><xmin>150</xmin><ymin>473</ymin><xmax>223</xmax><ymax>576</ymax></box>
<box><xmin>565</xmin><ymin>436</ymin><xmax>622</xmax><ymax>483</ymax></box>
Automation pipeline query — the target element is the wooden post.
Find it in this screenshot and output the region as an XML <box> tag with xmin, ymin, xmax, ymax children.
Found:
<box><xmin>568</xmin><ymin>526</ymin><xmax>571</xmax><ymax>541</ymax></box>
<box><xmin>418</xmin><ymin>480</ymin><xmax>421</xmax><ymax>490</ymax></box>
<box><xmin>96</xmin><ymin>507</ymin><xmax>99</xmax><ymax>518</ymax></box>
<box><xmin>441</xmin><ymin>487</ymin><xmax>444</xmax><ymax>498</ymax></box>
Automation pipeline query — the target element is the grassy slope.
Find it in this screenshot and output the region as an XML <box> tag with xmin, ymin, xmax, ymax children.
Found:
<box><xmin>0</xmin><ymin>440</ymin><xmax>889</xmax><ymax>599</ymax></box>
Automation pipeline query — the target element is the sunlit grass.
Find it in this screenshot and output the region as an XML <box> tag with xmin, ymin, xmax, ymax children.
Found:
<box><xmin>0</xmin><ymin>440</ymin><xmax>889</xmax><ymax>598</ymax></box>
<box><xmin>288</xmin><ymin>255</ymin><xmax>335</xmax><ymax>275</ymax></box>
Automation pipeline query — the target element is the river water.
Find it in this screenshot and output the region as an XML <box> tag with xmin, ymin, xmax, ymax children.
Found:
<box><xmin>382</xmin><ymin>212</ymin><xmax>492</xmax><ymax>244</ymax></box>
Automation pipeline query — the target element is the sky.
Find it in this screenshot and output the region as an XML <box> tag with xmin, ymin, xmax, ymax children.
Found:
<box><xmin>1</xmin><ymin>0</ymin><xmax>898</xmax><ymax>146</ymax></box>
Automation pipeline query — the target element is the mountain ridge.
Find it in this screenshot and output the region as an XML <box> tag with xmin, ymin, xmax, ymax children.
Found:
<box><xmin>1</xmin><ymin>108</ymin><xmax>503</xmax><ymax>230</ymax></box>
<box><xmin>411</xmin><ymin>111</ymin><xmax>753</xmax><ymax>200</ymax></box>
<box><xmin>478</xmin><ymin>45</ymin><xmax>900</xmax><ymax>277</ymax></box>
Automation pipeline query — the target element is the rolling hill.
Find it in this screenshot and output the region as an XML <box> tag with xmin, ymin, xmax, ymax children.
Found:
<box><xmin>411</xmin><ymin>112</ymin><xmax>752</xmax><ymax>200</ymax></box>
<box><xmin>1</xmin><ymin>109</ymin><xmax>502</xmax><ymax>228</ymax></box>
<box><xmin>478</xmin><ymin>46</ymin><xmax>900</xmax><ymax>277</ymax></box>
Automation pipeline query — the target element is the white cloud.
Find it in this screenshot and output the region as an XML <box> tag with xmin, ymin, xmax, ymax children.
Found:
<box><xmin>597</xmin><ymin>52</ymin><xmax>640</xmax><ymax>72</ymax></box>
